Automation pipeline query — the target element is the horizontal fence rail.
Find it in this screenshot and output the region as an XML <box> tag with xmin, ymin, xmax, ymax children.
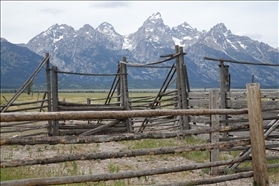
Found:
<box><xmin>0</xmin><ymin>109</ymin><xmax>249</xmax><ymax>122</ymax></box>
<box><xmin>0</xmin><ymin>123</ymin><xmax>250</xmax><ymax>146</ymax></box>
<box><xmin>0</xmin><ymin>156</ymin><xmax>250</xmax><ymax>186</ymax></box>
<box><xmin>0</xmin><ymin>139</ymin><xmax>251</xmax><ymax>168</ymax></box>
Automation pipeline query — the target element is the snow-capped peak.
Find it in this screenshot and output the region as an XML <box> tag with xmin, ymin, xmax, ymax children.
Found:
<box><xmin>211</xmin><ymin>23</ymin><xmax>228</xmax><ymax>34</ymax></box>
<box><xmin>180</xmin><ymin>22</ymin><xmax>193</xmax><ymax>29</ymax></box>
<box><xmin>148</xmin><ymin>12</ymin><xmax>162</xmax><ymax>20</ymax></box>
<box><xmin>97</xmin><ymin>22</ymin><xmax>116</xmax><ymax>35</ymax></box>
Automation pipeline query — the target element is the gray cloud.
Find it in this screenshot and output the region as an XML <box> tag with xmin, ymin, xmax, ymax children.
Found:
<box><xmin>90</xmin><ymin>2</ymin><xmax>131</xmax><ymax>9</ymax></box>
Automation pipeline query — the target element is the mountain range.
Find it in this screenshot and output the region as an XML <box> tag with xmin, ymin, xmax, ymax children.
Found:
<box><xmin>1</xmin><ymin>12</ymin><xmax>278</xmax><ymax>89</ymax></box>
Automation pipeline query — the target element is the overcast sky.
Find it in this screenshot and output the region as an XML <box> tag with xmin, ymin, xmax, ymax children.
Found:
<box><xmin>1</xmin><ymin>1</ymin><xmax>278</xmax><ymax>48</ymax></box>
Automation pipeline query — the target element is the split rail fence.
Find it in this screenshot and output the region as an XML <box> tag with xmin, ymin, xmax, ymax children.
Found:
<box><xmin>1</xmin><ymin>84</ymin><xmax>279</xmax><ymax>186</ymax></box>
<box><xmin>1</xmin><ymin>45</ymin><xmax>279</xmax><ymax>185</ymax></box>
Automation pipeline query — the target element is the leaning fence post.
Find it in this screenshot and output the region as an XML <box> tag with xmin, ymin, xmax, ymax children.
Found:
<box><xmin>209</xmin><ymin>89</ymin><xmax>220</xmax><ymax>175</ymax></box>
<box><xmin>246</xmin><ymin>83</ymin><xmax>269</xmax><ymax>186</ymax></box>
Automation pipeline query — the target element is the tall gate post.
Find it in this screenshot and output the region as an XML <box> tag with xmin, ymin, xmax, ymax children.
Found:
<box><xmin>51</xmin><ymin>66</ymin><xmax>59</xmax><ymax>136</ymax></box>
<box><xmin>45</xmin><ymin>53</ymin><xmax>52</xmax><ymax>136</ymax></box>
<box><xmin>219</xmin><ymin>61</ymin><xmax>229</xmax><ymax>137</ymax></box>
<box><xmin>120</xmin><ymin>57</ymin><xmax>133</xmax><ymax>132</ymax></box>
<box><xmin>246</xmin><ymin>83</ymin><xmax>269</xmax><ymax>186</ymax></box>
<box><xmin>209</xmin><ymin>89</ymin><xmax>220</xmax><ymax>175</ymax></box>
<box><xmin>175</xmin><ymin>45</ymin><xmax>189</xmax><ymax>130</ymax></box>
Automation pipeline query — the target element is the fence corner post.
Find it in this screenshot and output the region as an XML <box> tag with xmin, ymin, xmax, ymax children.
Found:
<box><xmin>246</xmin><ymin>83</ymin><xmax>269</xmax><ymax>186</ymax></box>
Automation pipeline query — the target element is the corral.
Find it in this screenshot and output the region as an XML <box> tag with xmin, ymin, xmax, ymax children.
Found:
<box><xmin>0</xmin><ymin>45</ymin><xmax>279</xmax><ymax>185</ymax></box>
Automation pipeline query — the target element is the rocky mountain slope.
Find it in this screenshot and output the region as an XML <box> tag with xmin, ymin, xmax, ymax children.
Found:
<box><xmin>0</xmin><ymin>39</ymin><xmax>45</xmax><ymax>89</ymax></box>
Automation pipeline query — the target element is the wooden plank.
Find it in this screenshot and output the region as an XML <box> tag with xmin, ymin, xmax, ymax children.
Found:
<box><xmin>246</xmin><ymin>83</ymin><xmax>269</xmax><ymax>186</ymax></box>
<box><xmin>188</xmin><ymin>99</ymin><xmax>209</xmax><ymax>108</ymax></box>
<box><xmin>189</xmin><ymin>115</ymin><xmax>210</xmax><ymax>123</ymax></box>
<box><xmin>227</xmin><ymin>99</ymin><xmax>279</xmax><ymax>109</ymax></box>
<box><xmin>226</xmin><ymin>91</ymin><xmax>279</xmax><ymax>99</ymax></box>
<box><xmin>188</xmin><ymin>92</ymin><xmax>209</xmax><ymax>99</ymax></box>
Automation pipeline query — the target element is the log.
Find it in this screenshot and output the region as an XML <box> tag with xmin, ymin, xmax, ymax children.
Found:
<box><xmin>219</xmin><ymin>163</ymin><xmax>279</xmax><ymax>174</ymax></box>
<box><xmin>233</xmin><ymin>164</ymin><xmax>279</xmax><ymax>173</ymax></box>
<box><xmin>0</xmin><ymin>139</ymin><xmax>250</xmax><ymax>168</ymax></box>
<box><xmin>58</xmin><ymin>106</ymin><xmax>125</xmax><ymax>111</ymax></box>
<box><xmin>0</xmin><ymin>156</ymin><xmax>249</xmax><ymax>186</ymax></box>
<box><xmin>0</xmin><ymin>123</ymin><xmax>250</xmax><ymax>146</ymax></box>
<box><xmin>59</xmin><ymin>123</ymin><xmax>126</xmax><ymax>129</ymax></box>
<box><xmin>59</xmin><ymin>101</ymin><xmax>121</xmax><ymax>107</ymax></box>
<box><xmin>4</xmin><ymin>106</ymin><xmax>48</xmax><ymax>112</ymax></box>
<box><xmin>80</xmin><ymin>120</ymin><xmax>121</xmax><ymax>136</ymax></box>
<box><xmin>220</xmin><ymin>143</ymin><xmax>279</xmax><ymax>152</ymax></box>
<box><xmin>0</xmin><ymin>126</ymin><xmax>47</xmax><ymax>133</ymax></box>
<box><xmin>1</xmin><ymin>99</ymin><xmax>47</xmax><ymax>107</ymax></box>
<box><xmin>0</xmin><ymin>121</ymin><xmax>39</xmax><ymax>127</ymax></box>
<box><xmin>0</xmin><ymin>109</ymin><xmax>249</xmax><ymax>122</ymax></box>
<box><xmin>154</xmin><ymin>171</ymin><xmax>253</xmax><ymax>186</ymax></box>
<box><xmin>227</xmin><ymin>119</ymin><xmax>279</xmax><ymax>170</ymax></box>
<box><xmin>60</xmin><ymin>128</ymin><xmax>127</xmax><ymax>135</ymax></box>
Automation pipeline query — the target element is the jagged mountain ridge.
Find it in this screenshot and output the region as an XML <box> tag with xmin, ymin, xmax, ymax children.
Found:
<box><xmin>2</xmin><ymin>12</ymin><xmax>278</xmax><ymax>89</ymax></box>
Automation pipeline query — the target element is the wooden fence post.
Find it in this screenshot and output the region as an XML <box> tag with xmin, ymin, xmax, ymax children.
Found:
<box><xmin>209</xmin><ymin>89</ymin><xmax>220</xmax><ymax>175</ymax></box>
<box><xmin>176</xmin><ymin>45</ymin><xmax>189</xmax><ymax>130</ymax></box>
<box><xmin>52</xmin><ymin>66</ymin><xmax>59</xmax><ymax>136</ymax></box>
<box><xmin>120</xmin><ymin>57</ymin><xmax>132</xmax><ymax>132</ymax></box>
<box><xmin>46</xmin><ymin>53</ymin><xmax>52</xmax><ymax>136</ymax></box>
<box><xmin>246</xmin><ymin>83</ymin><xmax>269</xmax><ymax>186</ymax></box>
<box><xmin>224</xmin><ymin>65</ymin><xmax>230</xmax><ymax>92</ymax></box>
<box><xmin>219</xmin><ymin>61</ymin><xmax>228</xmax><ymax>137</ymax></box>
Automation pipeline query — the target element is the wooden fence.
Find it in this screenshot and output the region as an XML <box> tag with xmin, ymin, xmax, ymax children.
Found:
<box><xmin>0</xmin><ymin>83</ymin><xmax>278</xmax><ymax>186</ymax></box>
<box><xmin>1</xmin><ymin>45</ymin><xmax>278</xmax><ymax>138</ymax></box>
